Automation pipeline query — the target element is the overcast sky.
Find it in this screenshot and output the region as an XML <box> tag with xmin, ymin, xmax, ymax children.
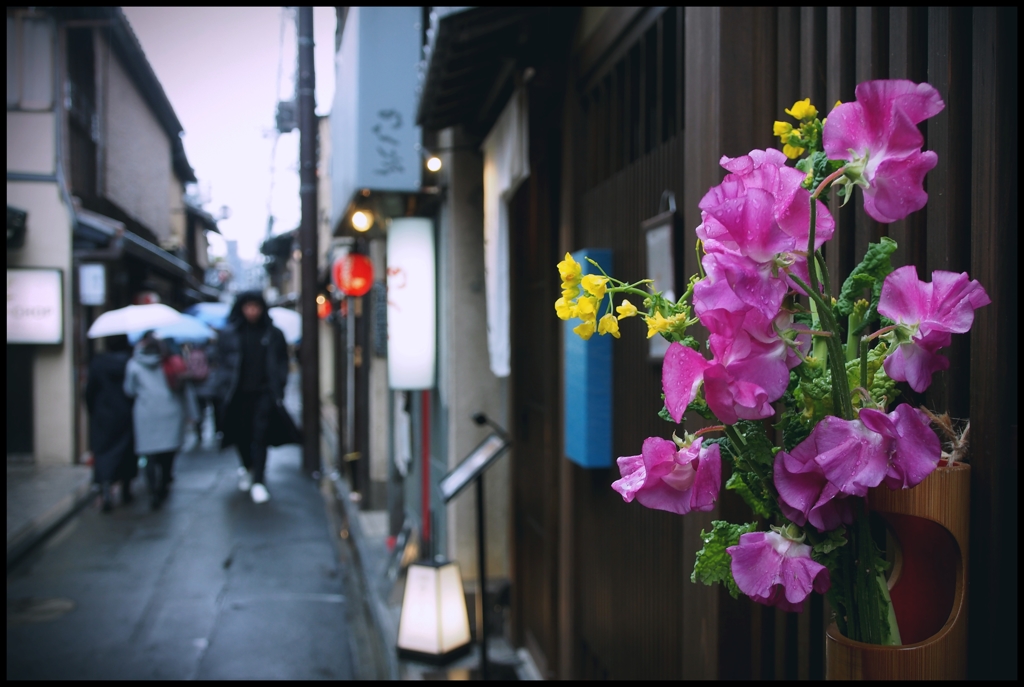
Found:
<box><xmin>122</xmin><ymin>7</ymin><xmax>337</xmax><ymax>261</ymax></box>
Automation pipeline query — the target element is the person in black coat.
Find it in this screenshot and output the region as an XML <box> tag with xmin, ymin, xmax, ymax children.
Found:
<box><xmin>85</xmin><ymin>334</ymin><xmax>138</xmax><ymax>512</ymax></box>
<box><xmin>213</xmin><ymin>290</ymin><xmax>299</xmax><ymax>504</ymax></box>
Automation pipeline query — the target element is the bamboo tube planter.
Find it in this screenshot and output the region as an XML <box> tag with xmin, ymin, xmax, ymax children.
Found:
<box><xmin>826</xmin><ymin>461</ymin><xmax>970</xmax><ymax>680</ymax></box>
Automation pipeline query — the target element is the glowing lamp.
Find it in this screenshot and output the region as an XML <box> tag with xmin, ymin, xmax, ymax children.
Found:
<box><xmin>396</xmin><ymin>559</ymin><xmax>472</xmax><ymax>663</ymax></box>
<box><xmin>426</xmin><ymin>156</ymin><xmax>442</xmax><ymax>172</ymax></box>
<box><xmin>352</xmin><ymin>210</ymin><xmax>373</xmax><ymax>232</ymax></box>
<box><xmin>316</xmin><ymin>294</ymin><xmax>332</xmax><ymax>319</ymax></box>
<box><xmin>332</xmin><ymin>253</ymin><xmax>374</xmax><ymax>297</ymax></box>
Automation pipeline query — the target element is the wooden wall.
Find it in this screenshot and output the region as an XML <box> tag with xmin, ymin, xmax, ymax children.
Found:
<box><xmin>547</xmin><ymin>6</ymin><xmax>1017</xmax><ymax>680</ymax></box>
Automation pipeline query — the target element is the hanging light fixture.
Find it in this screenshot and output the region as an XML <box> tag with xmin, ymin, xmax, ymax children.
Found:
<box><xmin>396</xmin><ymin>558</ymin><xmax>472</xmax><ymax>663</ymax></box>
<box><xmin>332</xmin><ymin>253</ymin><xmax>374</xmax><ymax>297</ymax></box>
<box><xmin>352</xmin><ymin>209</ymin><xmax>374</xmax><ymax>232</ymax></box>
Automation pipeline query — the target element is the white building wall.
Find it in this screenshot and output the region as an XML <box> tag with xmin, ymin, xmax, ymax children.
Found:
<box><xmin>100</xmin><ymin>35</ymin><xmax>174</xmax><ymax>244</ymax></box>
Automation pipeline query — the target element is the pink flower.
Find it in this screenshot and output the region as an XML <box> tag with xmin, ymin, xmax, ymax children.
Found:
<box><xmin>703</xmin><ymin>320</ymin><xmax>791</xmax><ymax>424</ymax></box>
<box><xmin>612</xmin><ymin>436</ymin><xmax>721</xmax><ymax>515</ymax></box>
<box><xmin>859</xmin><ymin>404</ymin><xmax>941</xmax><ymax>490</ymax></box>
<box><xmin>662</xmin><ymin>343</ymin><xmax>711</xmax><ymax>424</ymax></box>
<box><xmin>727</xmin><ymin>531</ymin><xmax>831</xmax><ymax>613</ymax></box>
<box><xmin>878</xmin><ymin>265</ymin><xmax>990</xmax><ymax>392</ymax></box>
<box><xmin>693</xmin><ymin>251</ymin><xmax>789</xmax><ymax>326</ymax></box>
<box><xmin>774</xmin><ymin>428</ymin><xmax>857</xmax><ymax>532</ymax></box>
<box><xmin>698</xmin><ymin>149</ymin><xmax>834</xmax><ymax>262</ymax></box>
<box><xmin>823</xmin><ymin>80</ymin><xmax>945</xmax><ymax>223</ymax></box>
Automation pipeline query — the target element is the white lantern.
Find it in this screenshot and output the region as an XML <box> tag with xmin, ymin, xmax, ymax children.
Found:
<box><xmin>396</xmin><ymin>559</ymin><xmax>472</xmax><ymax>662</ymax></box>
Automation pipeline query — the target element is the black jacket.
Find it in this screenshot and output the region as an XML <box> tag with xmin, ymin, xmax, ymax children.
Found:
<box><xmin>85</xmin><ymin>351</ymin><xmax>137</xmax><ymax>483</ymax></box>
<box><xmin>214</xmin><ymin>293</ymin><xmax>300</xmax><ymax>449</ymax></box>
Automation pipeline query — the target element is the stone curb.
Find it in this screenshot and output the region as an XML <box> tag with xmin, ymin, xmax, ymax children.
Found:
<box><xmin>7</xmin><ymin>475</ymin><xmax>95</xmax><ymax>571</ymax></box>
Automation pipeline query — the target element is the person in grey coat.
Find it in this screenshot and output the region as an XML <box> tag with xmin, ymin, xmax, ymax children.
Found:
<box><xmin>123</xmin><ymin>331</ymin><xmax>187</xmax><ymax>509</ymax></box>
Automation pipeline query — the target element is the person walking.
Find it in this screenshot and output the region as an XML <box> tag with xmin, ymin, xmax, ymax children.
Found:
<box><xmin>85</xmin><ymin>334</ymin><xmax>138</xmax><ymax>512</ymax></box>
<box><xmin>123</xmin><ymin>331</ymin><xmax>187</xmax><ymax>509</ymax></box>
<box><xmin>214</xmin><ymin>290</ymin><xmax>297</xmax><ymax>504</ymax></box>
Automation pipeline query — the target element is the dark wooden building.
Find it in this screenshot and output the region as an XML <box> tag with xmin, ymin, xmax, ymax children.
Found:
<box><xmin>419</xmin><ymin>6</ymin><xmax>1016</xmax><ymax>680</ymax></box>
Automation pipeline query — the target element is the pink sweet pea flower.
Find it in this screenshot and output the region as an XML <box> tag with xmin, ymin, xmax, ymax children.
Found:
<box><xmin>698</xmin><ymin>149</ymin><xmax>834</xmax><ymax>262</ymax></box>
<box><xmin>858</xmin><ymin>404</ymin><xmax>941</xmax><ymax>490</ymax></box>
<box><xmin>823</xmin><ymin>80</ymin><xmax>945</xmax><ymax>223</ymax></box>
<box><xmin>774</xmin><ymin>429</ymin><xmax>857</xmax><ymax>532</ymax></box>
<box><xmin>878</xmin><ymin>265</ymin><xmax>991</xmax><ymax>392</ymax></box>
<box><xmin>612</xmin><ymin>436</ymin><xmax>721</xmax><ymax>515</ymax></box>
<box><xmin>693</xmin><ymin>251</ymin><xmax>789</xmax><ymax>326</ymax></box>
<box><xmin>662</xmin><ymin>343</ymin><xmax>711</xmax><ymax>424</ymax></box>
<box><xmin>727</xmin><ymin>531</ymin><xmax>831</xmax><ymax>613</ymax></box>
<box><xmin>702</xmin><ymin>320</ymin><xmax>792</xmax><ymax>425</ymax></box>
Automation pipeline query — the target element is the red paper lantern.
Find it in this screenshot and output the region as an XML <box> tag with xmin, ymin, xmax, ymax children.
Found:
<box><xmin>332</xmin><ymin>253</ymin><xmax>374</xmax><ymax>297</ymax></box>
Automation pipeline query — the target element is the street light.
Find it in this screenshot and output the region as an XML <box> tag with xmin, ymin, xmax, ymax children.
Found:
<box><xmin>352</xmin><ymin>210</ymin><xmax>373</xmax><ymax>232</ymax></box>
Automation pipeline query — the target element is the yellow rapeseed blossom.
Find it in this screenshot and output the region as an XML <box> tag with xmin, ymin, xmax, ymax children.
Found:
<box><xmin>615</xmin><ymin>299</ymin><xmax>638</xmax><ymax>318</ymax></box>
<box><xmin>554</xmin><ymin>297</ymin><xmax>574</xmax><ymax>321</ymax></box>
<box><xmin>783</xmin><ymin>142</ymin><xmax>806</xmax><ymax>160</ymax></box>
<box><xmin>773</xmin><ymin>121</ymin><xmax>794</xmax><ymax>138</ymax></box>
<box><xmin>573</xmin><ymin>320</ymin><xmax>596</xmax><ymax>340</ymax></box>
<box><xmin>562</xmin><ymin>284</ymin><xmax>581</xmax><ymax>301</ymax></box>
<box><xmin>785</xmin><ymin>98</ymin><xmax>818</xmax><ymax>121</ymax></box>
<box><xmin>575</xmin><ymin>296</ymin><xmax>599</xmax><ymax>322</ymax></box>
<box><xmin>557</xmin><ymin>252</ymin><xmax>582</xmax><ymax>286</ymax></box>
<box><xmin>581</xmin><ymin>274</ymin><xmax>609</xmax><ymax>299</ymax></box>
<box><xmin>598</xmin><ymin>313</ymin><xmax>620</xmax><ymax>339</ymax></box>
<box><xmin>644</xmin><ymin>310</ymin><xmax>673</xmax><ymax>339</ymax></box>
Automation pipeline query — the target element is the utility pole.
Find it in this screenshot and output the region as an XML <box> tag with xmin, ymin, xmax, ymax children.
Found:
<box><xmin>297</xmin><ymin>6</ymin><xmax>320</xmax><ymax>475</ymax></box>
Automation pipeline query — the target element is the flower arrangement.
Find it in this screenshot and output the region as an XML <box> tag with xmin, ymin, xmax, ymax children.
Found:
<box><xmin>554</xmin><ymin>80</ymin><xmax>989</xmax><ymax>645</ymax></box>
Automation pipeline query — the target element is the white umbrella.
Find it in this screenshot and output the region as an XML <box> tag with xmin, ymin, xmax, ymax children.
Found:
<box><xmin>87</xmin><ymin>303</ymin><xmax>185</xmax><ymax>339</ymax></box>
<box><xmin>268</xmin><ymin>307</ymin><xmax>302</xmax><ymax>344</ymax></box>
<box><xmin>127</xmin><ymin>313</ymin><xmax>216</xmax><ymax>344</ymax></box>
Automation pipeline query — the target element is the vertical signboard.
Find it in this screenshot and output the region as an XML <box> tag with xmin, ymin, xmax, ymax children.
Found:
<box><xmin>386</xmin><ymin>217</ymin><xmax>436</xmax><ymax>389</ymax></box>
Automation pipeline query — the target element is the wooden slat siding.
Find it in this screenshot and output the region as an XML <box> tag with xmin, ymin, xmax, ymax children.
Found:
<box><xmin>575</xmin><ymin>134</ymin><xmax>688</xmax><ymax>680</ymax></box>
<box><xmin>968</xmin><ymin>7</ymin><xmax>1018</xmax><ymax>680</ymax></box>
<box><xmin>552</xmin><ymin>5</ymin><xmax>1015</xmax><ymax>680</ymax></box>
<box><xmin>886</xmin><ymin>7</ymin><xmax>929</xmax><ymax>275</ymax></box>
<box><xmin>924</xmin><ymin>7</ymin><xmax>973</xmax><ymax>419</ymax></box>
<box><xmin>825</xmin><ymin>7</ymin><xmax>857</xmax><ymax>296</ymax></box>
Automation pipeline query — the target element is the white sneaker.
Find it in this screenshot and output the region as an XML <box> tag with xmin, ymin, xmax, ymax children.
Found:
<box><xmin>237</xmin><ymin>468</ymin><xmax>253</xmax><ymax>492</ymax></box>
<box><xmin>250</xmin><ymin>483</ymin><xmax>270</xmax><ymax>504</ymax></box>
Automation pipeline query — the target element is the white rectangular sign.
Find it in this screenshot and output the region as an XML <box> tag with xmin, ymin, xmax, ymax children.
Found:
<box><xmin>386</xmin><ymin>217</ymin><xmax>435</xmax><ymax>389</ymax></box>
<box><xmin>7</xmin><ymin>268</ymin><xmax>64</xmax><ymax>344</ymax></box>
<box><xmin>79</xmin><ymin>263</ymin><xmax>106</xmax><ymax>306</ymax></box>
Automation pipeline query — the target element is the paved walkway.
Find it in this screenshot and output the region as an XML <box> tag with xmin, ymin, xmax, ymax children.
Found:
<box><xmin>7</xmin><ymin>371</ymin><xmax>541</xmax><ymax>680</ymax></box>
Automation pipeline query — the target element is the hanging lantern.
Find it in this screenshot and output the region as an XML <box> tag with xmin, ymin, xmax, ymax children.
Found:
<box><xmin>332</xmin><ymin>253</ymin><xmax>374</xmax><ymax>297</ymax></box>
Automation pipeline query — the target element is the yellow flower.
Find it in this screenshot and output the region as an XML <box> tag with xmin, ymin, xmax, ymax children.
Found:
<box><xmin>644</xmin><ymin>311</ymin><xmax>672</xmax><ymax>339</ymax></box>
<box><xmin>562</xmin><ymin>284</ymin><xmax>580</xmax><ymax>301</ymax></box>
<box><xmin>554</xmin><ymin>297</ymin><xmax>574</xmax><ymax>321</ymax></box>
<box><xmin>773</xmin><ymin>121</ymin><xmax>794</xmax><ymax>138</ymax></box>
<box><xmin>573</xmin><ymin>320</ymin><xmax>596</xmax><ymax>341</ymax></box>
<box><xmin>575</xmin><ymin>296</ymin><xmax>599</xmax><ymax>322</ymax></box>
<box><xmin>783</xmin><ymin>143</ymin><xmax>806</xmax><ymax>160</ymax></box>
<box><xmin>557</xmin><ymin>252</ymin><xmax>582</xmax><ymax>286</ymax></box>
<box><xmin>581</xmin><ymin>274</ymin><xmax>608</xmax><ymax>299</ymax></box>
<box><xmin>597</xmin><ymin>313</ymin><xmax>620</xmax><ymax>339</ymax></box>
<box><xmin>833</xmin><ymin>99</ymin><xmax>843</xmax><ymax>109</ymax></box>
<box><xmin>615</xmin><ymin>299</ymin><xmax>638</xmax><ymax>318</ymax></box>
<box><xmin>785</xmin><ymin>98</ymin><xmax>818</xmax><ymax>121</ymax></box>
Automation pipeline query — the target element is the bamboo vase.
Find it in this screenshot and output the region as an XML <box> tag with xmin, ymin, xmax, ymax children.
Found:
<box><xmin>825</xmin><ymin>461</ymin><xmax>969</xmax><ymax>680</ymax></box>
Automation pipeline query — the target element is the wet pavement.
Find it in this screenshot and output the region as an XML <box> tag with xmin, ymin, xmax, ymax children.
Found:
<box><xmin>6</xmin><ymin>441</ymin><xmax>374</xmax><ymax>680</ymax></box>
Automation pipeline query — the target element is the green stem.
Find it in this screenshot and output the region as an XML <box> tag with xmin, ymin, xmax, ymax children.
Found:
<box><xmin>860</xmin><ymin>336</ymin><xmax>870</xmax><ymax>391</ymax></box>
<box><xmin>787</xmin><ymin>272</ymin><xmax>855</xmax><ymax>420</ymax></box>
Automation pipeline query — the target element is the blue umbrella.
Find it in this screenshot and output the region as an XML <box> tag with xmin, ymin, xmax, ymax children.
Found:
<box><xmin>186</xmin><ymin>301</ymin><xmax>231</xmax><ymax>330</ymax></box>
<box><xmin>128</xmin><ymin>313</ymin><xmax>216</xmax><ymax>344</ymax></box>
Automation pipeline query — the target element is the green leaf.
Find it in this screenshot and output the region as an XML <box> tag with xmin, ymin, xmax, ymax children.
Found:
<box><xmin>836</xmin><ymin>237</ymin><xmax>898</xmax><ymax>322</ymax></box>
<box><xmin>733</xmin><ymin>420</ymin><xmax>777</xmax><ymax>470</ymax></box>
<box><xmin>691</xmin><ymin>520</ymin><xmax>758</xmax><ymax>598</ymax></box>
<box><xmin>725</xmin><ymin>471</ymin><xmax>774</xmax><ymax>519</ymax></box>
<box><xmin>658</xmin><ymin>404</ymin><xmax>676</xmax><ymax>424</ymax></box>
<box><xmin>811</xmin><ymin>527</ymin><xmax>848</xmax><ymax>557</ymax></box>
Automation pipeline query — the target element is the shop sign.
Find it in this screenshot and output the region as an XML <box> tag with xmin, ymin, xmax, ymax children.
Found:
<box><xmin>7</xmin><ymin>268</ymin><xmax>63</xmax><ymax>344</ymax></box>
<box><xmin>79</xmin><ymin>263</ymin><xmax>106</xmax><ymax>306</ymax></box>
<box><xmin>386</xmin><ymin>217</ymin><xmax>435</xmax><ymax>389</ymax></box>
